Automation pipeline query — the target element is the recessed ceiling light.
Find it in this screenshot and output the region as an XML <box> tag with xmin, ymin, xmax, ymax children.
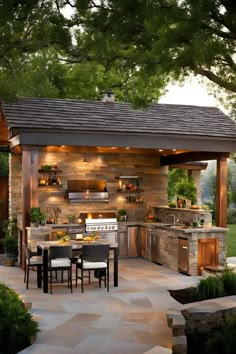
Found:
<box><xmin>126</xmin><ymin>147</ymin><xmax>130</xmax><ymax>150</ymax></box>
<box><xmin>158</xmin><ymin>149</ymin><xmax>163</xmax><ymax>152</ymax></box>
<box><xmin>172</xmin><ymin>149</ymin><xmax>177</xmax><ymax>151</ymax></box>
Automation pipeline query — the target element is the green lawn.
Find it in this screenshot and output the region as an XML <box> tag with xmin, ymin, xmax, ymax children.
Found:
<box><xmin>227</xmin><ymin>224</ymin><xmax>236</xmax><ymax>257</ymax></box>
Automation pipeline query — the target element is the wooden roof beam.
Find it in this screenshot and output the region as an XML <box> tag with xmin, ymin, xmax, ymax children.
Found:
<box><xmin>160</xmin><ymin>151</ymin><xmax>230</xmax><ymax>166</ymax></box>
<box><xmin>169</xmin><ymin>162</ymin><xmax>208</xmax><ymax>170</ymax></box>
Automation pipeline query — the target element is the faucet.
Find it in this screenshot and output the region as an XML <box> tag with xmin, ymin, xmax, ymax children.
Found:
<box><xmin>166</xmin><ymin>214</ymin><xmax>176</xmax><ymax>226</ymax></box>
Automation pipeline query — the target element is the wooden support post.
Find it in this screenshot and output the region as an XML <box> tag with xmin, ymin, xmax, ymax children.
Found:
<box><xmin>216</xmin><ymin>157</ymin><xmax>227</xmax><ymax>227</ymax></box>
<box><xmin>21</xmin><ymin>147</ymin><xmax>39</xmax><ymax>269</ymax></box>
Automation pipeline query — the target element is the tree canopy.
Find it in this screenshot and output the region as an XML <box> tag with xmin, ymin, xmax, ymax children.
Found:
<box><xmin>0</xmin><ymin>0</ymin><xmax>235</xmax><ymax>112</ymax></box>
<box><xmin>70</xmin><ymin>0</ymin><xmax>236</xmax><ymax>111</ymax></box>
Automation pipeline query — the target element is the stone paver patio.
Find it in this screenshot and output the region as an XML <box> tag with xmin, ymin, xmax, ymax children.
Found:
<box><xmin>0</xmin><ymin>257</ymin><xmax>204</xmax><ymax>353</ymax></box>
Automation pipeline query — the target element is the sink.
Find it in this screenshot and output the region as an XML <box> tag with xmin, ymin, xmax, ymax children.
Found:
<box><xmin>157</xmin><ymin>224</ymin><xmax>190</xmax><ymax>229</ymax></box>
<box><xmin>169</xmin><ymin>225</ymin><xmax>190</xmax><ymax>229</ymax></box>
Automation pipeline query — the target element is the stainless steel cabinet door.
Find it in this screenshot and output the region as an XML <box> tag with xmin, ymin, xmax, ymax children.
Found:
<box><xmin>151</xmin><ymin>234</ymin><xmax>158</xmax><ymax>262</ymax></box>
<box><xmin>178</xmin><ymin>237</ymin><xmax>189</xmax><ymax>274</ymax></box>
<box><xmin>117</xmin><ymin>232</ymin><xmax>128</xmax><ymax>257</ymax></box>
<box><xmin>140</xmin><ymin>226</ymin><xmax>147</xmax><ymax>258</ymax></box>
<box><xmin>127</xmin><ymin>226</ymin><xmax>139</xmax><ymax>257</ymax></box>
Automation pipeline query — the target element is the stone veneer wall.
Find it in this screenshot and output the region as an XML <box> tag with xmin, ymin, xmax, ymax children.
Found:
<box><xmin>152</xmin><ymin>207</ymin><xmax>212</xmax><ymax>226</ymax></box>
<box><xmin>9</xmin><ymin>152</ymin><xmax>168</xmax><ymax>221</ymax></box>
<box><xmin>191</xmin><ymin>170</ymin><xmax>202</xmax><ymax>206</ymax></box>
<box><xmin>9</xmin><ymin>154</ymin><xmax>22</xmax><ymax>219</ymax></box>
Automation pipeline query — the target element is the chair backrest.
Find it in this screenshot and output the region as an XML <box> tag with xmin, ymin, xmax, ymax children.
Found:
<box><xmin>82</xmin><ymin>244</ymin><xmax>109</xmax><ymax>262</ymax></box>
<box><xmin>23</xmin><ymin>242</ymin><xmax>32</xmax><ymax>262</ymax></box>
<box><xmin>49</xmin><ymin>245</ymin><xmax>72</xmax><ymax>259</ymax></box>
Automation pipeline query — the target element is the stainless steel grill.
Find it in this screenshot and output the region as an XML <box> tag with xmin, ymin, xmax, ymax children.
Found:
<box><xmin>79</xmin><ymin>212</ymin><xmax>118</xmax><ymax>232</ymax></box>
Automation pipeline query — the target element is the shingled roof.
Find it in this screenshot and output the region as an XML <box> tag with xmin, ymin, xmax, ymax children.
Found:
<box><xmin>2</xmin><ymin>97</ymin><xmax>236</xmax><ymax>138</ymax></box>
<box><xmin>2</xmin><ymin>97</ymin><xmax>236</xmax><ymax>153</ymax></box>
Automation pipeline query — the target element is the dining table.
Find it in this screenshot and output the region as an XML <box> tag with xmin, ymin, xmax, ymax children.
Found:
<box><xmin>37</xmin><ymin>239</ymin><xmax>119</xmax><ymax>293</ymax></box>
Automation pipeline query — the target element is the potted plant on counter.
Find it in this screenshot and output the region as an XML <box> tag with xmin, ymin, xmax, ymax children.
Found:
<box><xmin>118</xmin><ymin>209</ymin><xmax>128</xmax><ymax>221</ymax></box>
<box><xmin>29</xmin><ymin>207</ymin><xmax>47</xmax><ymax>226</ymax></box>
<box><xmin>175</xmin><ymin>176</ymin><xmax>197</xmax><ymax>207</ymax></box>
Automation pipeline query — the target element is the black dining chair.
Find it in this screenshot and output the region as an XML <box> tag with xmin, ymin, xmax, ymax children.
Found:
<box><xmin>23</xmin><ymin>242</ymin><xmax>43</xmax><ymax>290</ymax></box>
<box><xmin>75</xmin><ymin>244</ymin><xmax>110</xmax><ymax>292</ymax></box>
<box><xmin>48</xmin><ymin>245</ymin><xmax>73</xmax><ymax>294</ymax></box>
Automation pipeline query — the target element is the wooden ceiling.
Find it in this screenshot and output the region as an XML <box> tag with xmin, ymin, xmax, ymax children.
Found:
<box><xmin>43</xmin><ymin>145</ymin><xmax>188</xmax><ymax>156</ymax></box>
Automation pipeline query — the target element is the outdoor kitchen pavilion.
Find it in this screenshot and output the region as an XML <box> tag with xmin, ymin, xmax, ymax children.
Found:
<box><xmin>1</xmin><ymin>97</ymin><xmax>236</xmax><ymax>269</ymax></box>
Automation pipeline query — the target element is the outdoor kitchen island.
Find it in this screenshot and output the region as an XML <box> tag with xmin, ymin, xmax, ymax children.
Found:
<box><xmin>117</xmin><ymin>220</ymin><xmax>228</xmax><ymax>276</ymax></box>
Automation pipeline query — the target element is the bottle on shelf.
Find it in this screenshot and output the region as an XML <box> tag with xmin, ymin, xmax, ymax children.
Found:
<box><xmin>51</xmin><ymin>172</ymin><xmax>58</xmax><ymax>185</ymax></box>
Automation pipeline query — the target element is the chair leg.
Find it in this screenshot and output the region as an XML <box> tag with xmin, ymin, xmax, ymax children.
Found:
<box><xmin>70</xmin><ymin>267</ymin><xmax>73</xmax><ymax>293</ymax></box>
<box><xmin>107</xmin><ymin>265</ymin><xmax>109</xmax><ymax>292</ymax></box>
<box><xmin>76</xmin><ymin>266</ymin><xmax>78</xmax><ymax>288</ymax></box>
<box><xmin>50</xmin><ymin>270</ymin><xmax>52</xmax><ymax>294</ymax></box>
<box><xmin>26</xmin><ymin>266</ymin><xmax>29</xmax><ymax>290</ymax></box>
<box><xmin>81</xmin><ymin>268</ymin><xmax>84</xmax><ymax>293</ymax></box>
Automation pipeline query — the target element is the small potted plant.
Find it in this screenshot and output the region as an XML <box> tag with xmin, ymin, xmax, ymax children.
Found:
<box><xmin>3</xmin><ymin>236</ymin><xmax>18</xmax><ymax>266</ymax></box>
<box><xmin>29</xmin><ymin>207</ymin><xmax>46</xmax><ymax>226</ymax></box>
<box><xmin>1</xmin><ymin>218</ymin><xmax>18</xmax><ymax>266</ymax></box>
<box><xmin>118</xmin><ymin>209</ymin><xmax>128</xmax><ymax>221</ymax></box>
<box><xmin>176</xmin><ymin>176</ymin><xmax>197</xmax><ymax>207</ymax></box>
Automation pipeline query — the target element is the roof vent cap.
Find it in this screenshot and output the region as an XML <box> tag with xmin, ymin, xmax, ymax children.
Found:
<box><xmin>102</xmin><ymin>91</ymin><xmax>115</xmax><ymax>103</ymax></box>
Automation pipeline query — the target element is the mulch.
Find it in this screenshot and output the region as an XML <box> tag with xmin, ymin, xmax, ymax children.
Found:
<box><xmin>168</xmin><ymin>287</ymin><xmax>199</xmax><ymax>304</ymax></box>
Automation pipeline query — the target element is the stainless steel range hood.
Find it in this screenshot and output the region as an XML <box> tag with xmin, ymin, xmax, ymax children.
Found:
<box><xmin>66</xmin><ymin>180</ymin><xmax>109</xmax><ymax>203</ymax></box>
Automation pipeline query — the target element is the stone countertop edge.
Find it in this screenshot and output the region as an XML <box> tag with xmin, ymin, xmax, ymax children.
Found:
<box><xmin>118</xmin><ymin>221</ymin><xmax>229</xmax><ymax>232</ymax></box>
<box><xmin>25</xmin><ymin>222</ymin><xmax>229</xmax><ymax>233</ymax></box>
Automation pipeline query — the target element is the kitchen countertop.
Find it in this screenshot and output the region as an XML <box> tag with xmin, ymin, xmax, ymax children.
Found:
<box><xmin>24</xmin><ymin>221</ymin><xmax>228</xmax><ymax>233</ymax></box>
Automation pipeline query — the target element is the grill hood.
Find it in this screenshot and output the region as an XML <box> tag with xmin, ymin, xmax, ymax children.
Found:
<box><xmin>66</xmin><ymin>180</ymin><xmax>109</xmax><ymax>203</ymax></box>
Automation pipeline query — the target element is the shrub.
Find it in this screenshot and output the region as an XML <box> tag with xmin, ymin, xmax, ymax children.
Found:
<box><xmin>207</xmin><ymin>314</ymin><xmax>236</xmax><ymax>354</ymax></box>
<box><xmin>3</xmin><ymin>235</ymin><xmax>18</xmax><ymax>253</ymax></box>
<box><xmin>227</xmin><ymin>208</ymin><xmax>236</xmax><ymax>224</ymax></box>
<box><xmin>0</xmin><ymin>282</ymin><xmax>39</xmax><ymax>353</ymax></box>
<box><xmin>220</xmin><ymin>268</ymin><xmax>236</xmax><ymax>295</ymax></box>
<box><xmin>197</xmin><ymin>276</ymin><xmax>224</xmax><ymax>300</ymax></box>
